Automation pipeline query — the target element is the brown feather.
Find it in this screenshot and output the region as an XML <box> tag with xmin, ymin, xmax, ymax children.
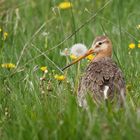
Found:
<box><xmin>78</xmin><ymin>57</ymin><xmax>126</xmax><ymax>106</ymax></box>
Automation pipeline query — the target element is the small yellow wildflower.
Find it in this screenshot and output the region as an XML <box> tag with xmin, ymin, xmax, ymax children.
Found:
<box><xmin>40</xmin><ymin>66</ymin><xmax>48</xmax><ymax>73</ymax></box>
<box><xmin>138</xmin><ymin>44</ymin><xmax>140</xmax><ymax>48</ymax></box>
<box><xmin>129</xmin><ymin>43</ymin><xmax>135</xmax><ymax>49</ymax></box>
<box><xmin>4</xmin><ymin>32</ymin><xmax>8</xmax><ymax>40</ymax></box>
<box><xmin>86</xmin><ymin>54</ymin><xmax>95</xmax><ymax>61</ymax></box>
<box><xmin>58</xmin><ymin>2</ymin><xmax>72</xmax><ymax>9</ymax></box>
<box><xmin>1</xmin><ymin>63</ymin><xmax>16</xmax><ymax>69</ymax></box>
<box><xmin>54</xmin><ymin>74</ymin><xmax>65</xmax><ymax>81</ymax></box>
<box><xmin>136</xmin><ymin>24</ymin><xmax>140</xmax><ymax>29</ymax></box>
<box><xmin>70</xmin><ymin>54</ymin><xmax>77</xmax><ymax>60</ymax></box>
<box><xmin>0</xmin><ymin>28</ymin><xmax>2</xmax><ymax>32</ymax></box>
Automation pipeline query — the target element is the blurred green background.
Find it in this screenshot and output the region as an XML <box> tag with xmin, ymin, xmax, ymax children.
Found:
<box><xmin>0</xmin><ymin>0</ymin><xmax>140</xmax><ymax>140</ymax></box>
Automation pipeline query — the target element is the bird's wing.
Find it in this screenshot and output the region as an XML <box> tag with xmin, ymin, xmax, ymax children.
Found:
<box><xmin>78</xmin><ymin>57</ymin><xmax>125</xmax><ymax>94</ymax></box>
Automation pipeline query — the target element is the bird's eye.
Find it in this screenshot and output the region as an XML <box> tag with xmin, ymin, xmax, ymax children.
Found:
<box><xmin>98</xmin><ymin>42</ymin><xmax>102</xmax><ymax>45</ymax></box>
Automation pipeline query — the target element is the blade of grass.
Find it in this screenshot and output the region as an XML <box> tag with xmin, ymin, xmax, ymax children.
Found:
<box><xmin>20</xmin><ymin>0</ymin><xmax>112</xmax><ymax>67</ymax></box>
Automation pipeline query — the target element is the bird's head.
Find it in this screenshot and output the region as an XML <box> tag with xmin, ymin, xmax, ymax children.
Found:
<box><xmin>91</xmin><ymin>35</ymin><xmax>112</xmax><ymax>57</ymax></box>
<box><xmin>62</xmin><ymin>35</ymin><xmax>112</xmax><ymax>71</ymax></box>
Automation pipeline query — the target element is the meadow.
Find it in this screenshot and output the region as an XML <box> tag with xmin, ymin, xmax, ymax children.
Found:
<box><xmin>0</xmin><ymin>0</ymin><xmax>140</xmax><ymax>139</ymax></box>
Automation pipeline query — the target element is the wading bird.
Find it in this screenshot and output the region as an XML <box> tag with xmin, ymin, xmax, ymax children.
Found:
<box><xmin>62</xmin><ymin>36</ymin><xmax>126</xmax><ymax>108</ymax></box>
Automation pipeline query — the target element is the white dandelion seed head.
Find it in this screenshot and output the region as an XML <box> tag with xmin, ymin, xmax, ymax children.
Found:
<box><xmin>60</xmin><ymin>48</ymin><xmax>70</xmax><ymax>56</ymax></box>
<box><xmin>70</xmin><ymin>43</ymin><xmax>87</xmax><ymax>57</ymax></box>
<box><xmin>42</xmin><ymin>32</ymin><xmax>49</xmax><ymax>36</ymax></box>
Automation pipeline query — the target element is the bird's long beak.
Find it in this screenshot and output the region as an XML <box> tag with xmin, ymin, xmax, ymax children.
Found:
<box><xmin>62</xmin><ymin>49</ymin><xmax>94</xmax><ymax>71</ymax></box>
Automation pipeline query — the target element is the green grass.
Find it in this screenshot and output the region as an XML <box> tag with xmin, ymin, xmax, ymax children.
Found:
<box><xmin>0</xmin><ymin>0</ymin><xmax>140</xmax><ymax>139</ymax></box>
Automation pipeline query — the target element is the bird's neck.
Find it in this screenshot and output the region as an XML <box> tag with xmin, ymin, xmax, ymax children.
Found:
<box><xmin>93</xmin><ymin>51</ymin><xmax>112</xmax><ymax>61</ymax></box>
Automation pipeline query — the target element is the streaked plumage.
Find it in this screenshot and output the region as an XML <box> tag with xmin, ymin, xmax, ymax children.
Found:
<box><xmin>78</xmin><ymin>57</ymin><xmax>126</xmax><ymax>107</ymax></box>
<box><xmin>62</xmin><ymin>35</ymin><xmax>126</xmax><ymax>108</ymax></box>
<box><xmin>77</xmin><ymin>36</ymin><xmax>126</xmax><ymax>108</ymax></box>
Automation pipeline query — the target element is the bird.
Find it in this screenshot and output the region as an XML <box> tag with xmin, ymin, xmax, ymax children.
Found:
<box><xmin>62</xmin><ymin>35</ymin><xmax>126</xmax><ymax>108</ymax></box>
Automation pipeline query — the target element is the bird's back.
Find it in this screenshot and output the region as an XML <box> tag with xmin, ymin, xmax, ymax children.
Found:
<box><xmin>78</xmin><ymin>57</ymin><xmax>126</xmax><ymax>105</ymax></box>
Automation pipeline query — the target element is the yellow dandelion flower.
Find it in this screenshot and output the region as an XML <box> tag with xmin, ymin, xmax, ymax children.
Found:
<box><xmin>86</xmin><ymin>54</ymin><xmax>95</xmax><ymax>61</ymax></box>
<box><xmin>4</xmin><ymin>32</ymin><xmax>8</xmax><ymax>40</ymax></box>
<box><xmin>0</xmin><ymin>28</ymin><xmax>2</xmax><ymax>32</ymax></box>
<box><xmin>1</xmin><ymin>63</ymin><xmax>16</xmax><ymax>69</ymax></box>
<box><xmin>129</xmin><ymin>43</ymin><xmax>135</xmax><ymax>49</ymax></box>
<box><xmin>70</xmin><ymin>54</ymin><xmax>77</xmax><ymax>60</ymax></box>
<box><xmin>136</xmin><ymin>24</ymin><xmax>140</xmax><ymax>29</ymax></box>
<box><xmin>54</xmin><ymin>74</ymin><xmax>65</xmax><ymax>81</ymax></box>
<box><xmin>138</xmin><ymin>44</ymin><xmax>140</xmax><ymax>48</ymax></box>
<box><xmin>58</xmin><ymin>2</ymin><xmax>72</xmax><ymax>9</ymax></box>
<box><xmin>40</xmin><ymin>66</ymin><xmax>48</xmax><ymax>73</ymax></box>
